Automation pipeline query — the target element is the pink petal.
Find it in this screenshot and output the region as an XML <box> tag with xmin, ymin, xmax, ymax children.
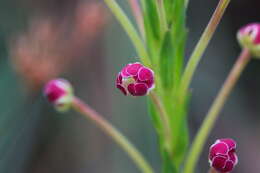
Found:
<box><xmin>254</xmin><ymin>30</ymin><xmax>260</xmax><ymax>44</ymax></box>
<box><xmin>127</xmin><ymin>83</ymin><xmax>136</xmax><ymax>96</ymax></box>
<box><xmin>144</xmin><ymin>78</ymin><xmax>155</xmax><ymax>88</ymax></box>
<box><xmin>223</xmin><ymin>160</ymin><xmax>234</xmax><ymax>173</ymax></box>
<box><xmin>138</xmin><ymin>67</ymin><xmax>154</xmax><ymax>81</ymax></box>
<box><xmin>127</xmin><ymin>83</ymin><xmax>148</xmax><ymax>96</ymax></box>
<box><xmin>251</xmin><ymin>24</ymin><xmax>260</xmax><ymax>44</ymax></box>
<box><xmin>228</xmin><ymin>152</ymin><xmax>238</xmax><ymax>165</ymax></box>
<box><xmin>126</xmin><ymin>62</ymin><xmax>143</xmax><ymax>76</ymax></box>
<box><xmin>219</xmin><ymin>138</ymin><xmax>236</xmax><ymax>151</ymax></box>
<box><xmin>44</xmin><ymin>80</ymin><xmax>66</xmax><ymax>103</ymax></box>
<box><xmin>134</xmin><ymin>83</ymin><xmax>148</xmax><ymax>96</ymax></box>
<box><xmin>209</xmin><ymin>142</ymin><xmax>229</xmax><ymax>160</ymax></box>
<box><xmin>121</xmin><ymin>64</ymin><xmax>132</xmax><ymax>77</ymax></box>
<box><xmin>116</xmin><ymin>73</ymin><xmax>123</xmax><ymax>84</ymax></box>
<box><xmin>239</xmin><ymin>23</ymin><xmax>260</xmax><ymax>44</ymax></box>
<box><xmin>116</xmin><ymin>84</ymin><xmax>127</xmax><ymax>95</ymax></box>
<box><xmin>212</xmin><ymin>155</ymin><xmax>228</xmax><ymax>172</ymax></box>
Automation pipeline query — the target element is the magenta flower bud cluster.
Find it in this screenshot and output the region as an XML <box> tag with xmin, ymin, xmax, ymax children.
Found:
<box><xmin>237</xmin><ymin>23</ymin><xmax>260</xmax><ymax>57</ymax></box>
<box><xmin>116</xmin><ymin>62</ymin><xmax>155</xmax><ymax>96</ymax></box>
<box><xmin>209</xmin><ymin>138</ymin><xmax>238</xmax><ymax>173</ymax></box>
<box><xmin>44</xmin><ymin>78</ymin><xmax>74</xmax><ymax>112</ymax></box>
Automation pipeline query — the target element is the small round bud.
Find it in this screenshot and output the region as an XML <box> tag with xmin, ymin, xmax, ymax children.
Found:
<box><xmin>209</xmin><ymin>138</ymin><xmax>238</xmax><ymax>173</ymax></box>
<box><xmin>43</xmin><ymin>78</ymin><xmax>74</xmax><ymax>112</ymax></box>
<box><xmin>116</xmin><ymin>62</ymin><xmax>155</xmax><ymax>96</ymax></box>
<box><xmin>237</xmin><ymin>23</ymin><xmax>260</xmax><ymax>57</ymax></box>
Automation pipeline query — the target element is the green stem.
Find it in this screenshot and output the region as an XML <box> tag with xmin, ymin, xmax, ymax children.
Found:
<box><xmin>104</xmin><ymin>0</ymin><xmax>151</xmax><ymax>66</ymax></box>
<box><xmin>180</xmin><ymin>0</ymin><xmax>231</xmax><ymax>95</ymax></box>
<box><xmin>127</xmin><ymin>0</ymin><xmax>145</xmax><ymax>38</ymax></box>
<box><xmin>183</xmin><ymin>49</ymin><xmax>251</xmax><ymax>173</ymax></box>
<box><xmin>72</xmin><ymin>97</ymin><xmax>154</xmax><ymax>173</ymax></box>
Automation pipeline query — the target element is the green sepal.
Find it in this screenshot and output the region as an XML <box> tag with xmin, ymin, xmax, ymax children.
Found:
<box><xmin>140</xmin><ymin>0</ymin><xmax>161</xmax><ymax>63</ymax></box>
<box><xmin>159</xmin><ymin>31</ymin><xmax>173</xmax><ymax>88</ymax></box>
<box><xmin>164</xmin><ymin>0</ymin><xmax>186</xmax><ymax>26</ymax></box>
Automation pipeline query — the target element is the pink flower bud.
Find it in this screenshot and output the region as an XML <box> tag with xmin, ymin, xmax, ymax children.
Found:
<box><xmin>209</xmin><ymin>138</ymin><xmax>238</xmax><ymax>173</ymax></box>
<box><xmin>116</xmin><ymin>62</ymin><xmax>155</xmax><ymax>96</ymax></box>
<box><xmin>43</xmin><ymin>78</ymin><xmax>74</xmax><ymax>112</ymax></box>
<box><xmin>237</xmin><ymin>23</ymin><xmax>260</xmax><ymax>57</ymax></box>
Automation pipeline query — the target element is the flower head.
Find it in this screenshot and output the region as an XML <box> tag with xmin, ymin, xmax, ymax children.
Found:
<box><xmin>209</xmin><ymin>138</ymin><xmax>238</xmax><ymax>173</ymax></box>
<box><xmin>116</xmin><ymin>62</ymin><xmax>155</xmax><ymax>96</ymax></box>
<box><xmin>237</xmin><ymin>23</ymin><xmax>260</xmax><ymax>57</ymax></box>
<box><xmin>44</xmin><ymin>78</ymin><xmax>74</xmax><ymax>112</ymax></box>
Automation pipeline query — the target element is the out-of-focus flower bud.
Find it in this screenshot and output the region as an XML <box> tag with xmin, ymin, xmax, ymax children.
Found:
<box><xmin>44</xmin><ymin>79</ymin><xmax>74</xmax><ymax>112</ymax></box>
<box><xmin>116</xmin><ymin>62</ymin><xmax>155</xmax><ymax>96</ymax></box>
<box><xmin>237</xmin><ymin>23</ymin><xmax>260</xmax><ymax>57</ymax></box>
<box><xmin>209</xmin><ymin>138</ymin><xmax>238</xmax><ymax>173</ymax></box>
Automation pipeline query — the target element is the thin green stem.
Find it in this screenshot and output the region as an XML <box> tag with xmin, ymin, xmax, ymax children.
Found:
<box><xmin>183</xmin><ymin>49</ymin><xmax>251</xmax><ymax>173</ymax></box>
<box><xmin>72</xmin><ymin>97</ymin><xmax>154</xmax><ymax>173</ymax></box>
<box><xmin>127</xmin><ymin>0</ymin><xmax>145</xmax><ymax>38</ymax></box>
<box><xmin>149</xmin><ymin>91</ymin><xmax>171</xmax><ymax>148</ymax></box>
<box><xmin>180</xmin><ymin>0</ymin><xmax>231</xmax><ymax>95</ymax></box>
<box><xmin>104</xmin><ymin>0</ymin><xmax>151</xmax><ymax>66</ymax></box>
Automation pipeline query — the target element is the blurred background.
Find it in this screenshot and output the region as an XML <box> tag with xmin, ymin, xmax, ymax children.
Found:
<box><xmin>0</xmin><ymin>0</ymin><xmax>259</xmax><ymax>172</ymax></box>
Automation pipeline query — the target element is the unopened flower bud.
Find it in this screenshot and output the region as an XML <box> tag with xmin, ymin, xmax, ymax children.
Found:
<box><xmin>209</xmin><ymin>138</ymin><xmax>238</xmax><ymax>173</ymax></box>
<box><xmin>116</xmin><ymin>62</ymin><xmax>155</xmax><ymax>96</ymax></box>
<box><xmin>237</xmin><ymin>23</ymin><xmax>260</xmax><ymax>57</ymax></box>
<box><xmin>44</xmin><ymin>78</ymin><xmax>74</xmax><ymax>112</ymax></box>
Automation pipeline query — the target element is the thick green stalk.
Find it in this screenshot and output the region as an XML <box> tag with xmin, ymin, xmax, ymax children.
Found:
<box><xmin>180</xmin><ymin>0</ymin><xmax>231</xmax><ymax>95</ymax></box>
<box><xmin>183</xmin><ymin>49</ymin><xmax>251</xmax><ymax>173</ymax></box>
<box><xmin>104</xmin><ymin>0</ymin><xmax>151</xmax><ymax>66</ymax></box>
<box><xmin>149</xmin><ymin>91</ymin><xmax>171</xmax><ymax>150</ymax></box>
<box><xmin>72</xmin><ymin>97</ymin><xmax>154</xmax><ymax>173</ymax></box>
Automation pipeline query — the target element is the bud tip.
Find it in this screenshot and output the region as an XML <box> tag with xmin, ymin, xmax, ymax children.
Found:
<box><xmin>43</xmin><ymin>78</ymin><xmax>74</xmax><ymax>112</ymax></box>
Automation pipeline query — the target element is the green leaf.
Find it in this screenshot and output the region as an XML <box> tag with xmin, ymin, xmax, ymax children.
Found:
<box><xmin>140</xmin><ymin>0</ymin><xmax>161</xmax><ymax>62</ymax></box>
<box><xmin>159</xmin><ymin>30</ymin><xmax>186</xmax><ymax>89</ymax></box>
<box><xmin>141</xmin><ymin>0</ymin><xmax>160</xmax><ymax>41</ymax></box>
<box><xmin>159</xmin><ymin>0</ymin><xmax>187</xmax><ymax>89</ymax></box>
<box><xmin>164</xmin><ymin>0</ymin><xmax>186</xmax><ymax>26</ymax></box>
<box><xmin>159</xmin><ymin>31</ymin><xmax>174</xmax><ymax>88</ymax></box>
